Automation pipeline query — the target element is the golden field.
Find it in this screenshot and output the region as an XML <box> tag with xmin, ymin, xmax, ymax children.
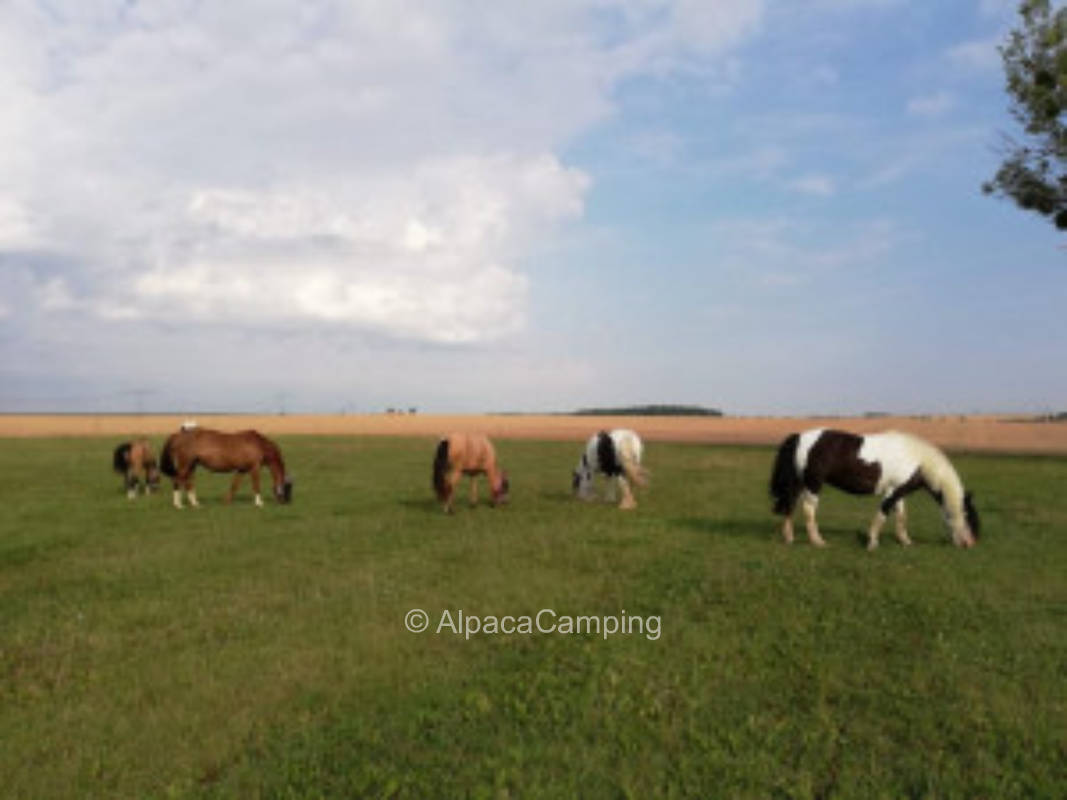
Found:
<box><xmin>1</xmin><ymin>413</ymin><xmax>1066</xmax><ymax>453</ymax></box>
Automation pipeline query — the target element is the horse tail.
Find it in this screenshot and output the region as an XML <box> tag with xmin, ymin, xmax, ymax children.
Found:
<box><xmin>770</xmin><ymin>433</ymin><xmax>801</xmax><ymax>515</ymax></box>
<box><xmin>160</xmin><ymin>435</ymin><xmax>177</xmax><ymax>477</ymax></box>
<box><xmin>433</xmin><ymin>438</ymin><xmax>450</xmax><ymax>501</ymax></box>
<box><xmin>112</xmin><ymin>442</ymin><xmax>131</xmax><ymax>473</ymax></box>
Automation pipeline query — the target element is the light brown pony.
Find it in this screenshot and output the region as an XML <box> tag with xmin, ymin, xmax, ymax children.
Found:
<box><xmin>432</xmin><ymin>433</ymin><xmax>509</xmax><ymax>513</ymax></box>
<box><xmin>112</xmin><ymin>438</ymin><xmax>160</xmax><ymax>499</ymax></box>
<box><xmin>160</xmin><ymin>427</ymin><xmax>293</xmax><ymax>509</ymax></box>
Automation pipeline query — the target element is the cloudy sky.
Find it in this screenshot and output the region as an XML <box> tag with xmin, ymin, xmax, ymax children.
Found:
<box><xmin>1</xmin><ymin>0</ymin><xmax>1063</xmax><ymax>415</ymax></box>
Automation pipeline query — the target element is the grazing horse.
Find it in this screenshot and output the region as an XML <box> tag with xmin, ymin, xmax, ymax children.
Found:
<box><xmin>112</xmin><ymin>438</ymin><xmax>160</xmax><ymax>499</ymax></box>
<box><xmin>432</xmin><ymin>433</ymin><xmax>509</xmax><ymax>513</ymax></box>
<box><xmin>572</xmin><ymin>429</ymin><xmax>649</xmax><ymax>510</ymax></box>
<box><xmin>160</xmin><ymin>427</ymin><xmax>293</xmax><ymax>509</ymax></box>
<box><xmin>769</xmin><ymin>428</ymin><xmax>979</xmax><ymax>549</ymax></box>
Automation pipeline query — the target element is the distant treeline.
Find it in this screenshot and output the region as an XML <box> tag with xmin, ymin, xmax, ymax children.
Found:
<box><xmin>573</xmin><ymin>404</ymin><xmax>723</xmax><ymax>417</ymax></box>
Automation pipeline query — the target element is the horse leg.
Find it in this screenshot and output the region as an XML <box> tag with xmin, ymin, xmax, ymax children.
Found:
<box><xmin>617</xmin><ymin>476</ymin><xmax>636</xmax><ymax>510</ymax></box>
<box><xmin>126</xmin><ymin>470</ymin><xmax>138</xmax><ymax>500</ymax></box>
<box><xmin>184</xmin><ymin>469</ymin><xmax>200</xmax><ymax>508</ymax></box>
<box><xmin>870</xmin><ymin>488</ymin><xmax>913</xmax><ymax>550</ymax></box>
<box><xmin>801</xmin><ymin>490</ymin><xmax>826</xmax><ymax>547</ymax></box>
<box><xmin>226</xmin><ymin>473</ymin><xmax>243</xmax><ymax>504</ymax></box>
<box><xmin>781</xmin><ymin>514</ymin><xmax>795</xmax><ymax>544</ymax></box>
<box><xmin>866</xmin><ymin>510</ymin><xmax>887</xmax><ymax>550</ymax></box>
<box><xmin>443</xmin><ymin>468</ymin><xmax>461</xmax><ymax>513</ymax></box>
<box><xmin>251</xmin><ymin>468</ymin><xmax>263</xmax><ymax>507</ymax></box>
<box><xmin>172</xmin><ymin>469</ymin><xmax>184</xmax><ymax>509</ymax></box>
<box><xmin>893</xmin><ymin>498</ymin><xmax>912</xmax><ymax>546</ymax></box>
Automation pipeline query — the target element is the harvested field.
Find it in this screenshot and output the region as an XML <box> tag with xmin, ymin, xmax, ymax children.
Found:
<box><xmin>2</xmin><ymin>413</ymin><xmax>1066</xmax><ymax>453</ymax></box>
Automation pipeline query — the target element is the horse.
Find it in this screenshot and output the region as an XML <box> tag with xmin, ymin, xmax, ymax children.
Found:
<box><xmin>112</xmin><ymin>438</ymin><xmax>160</xmax><ymax>499</ymax></box>
<box><xmin>432</xmin><ymin>433</ymin><xmax>509</xmax><ymax>513</ymax></box>
<box><xmin>769</xmin><ymin>428</ymin><xmax>979</xmax><ymax>550</ymax></box>
<box><xmin>572</xmin><ymin>429</ymin><xmax>649</xmax><ymax>510</ymax></box>
<box><xmin>160</xmin><ymin>427</ymin><xmax>293</xmax><ymax>509</ymax></box>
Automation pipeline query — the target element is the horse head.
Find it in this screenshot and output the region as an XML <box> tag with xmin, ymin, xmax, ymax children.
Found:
<box><xmin>146</xmin><ymin>463</ymin><xmax>162</xmax><ymax>493</ymax></box>
<box><xmin>573</xmin><ymin>454</ymin><xmax>593</xmax><ymax>500</ymax></box>
<box><xmin>492</xmin><ymin>471</ymin><xmax>510</xmax><ymax>506</ymax></box>
<box><xmin>942</xmin><ymin>490</ymin><xmax>978</xmax><ymax>547</ymax></box>
<box><xmin>274</xmin><ymin>476</ymin><xmax>294</xmax><ymax>504</ymax></box>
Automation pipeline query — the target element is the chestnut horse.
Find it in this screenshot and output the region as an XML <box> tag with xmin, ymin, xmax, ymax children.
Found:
<box><xmin>432</xmin><ymin>433</ymin><xmax>509</xmax><ymax>513</ymax></box>
<box><xmin>112</xmin><ymin>437</ymin><xmax>160</xmax><ymax>499</ymax></box>
<box><xmin>160</xmin><ymin>427</ymin><xmax>293</xmax><ymax>509</ymax></box>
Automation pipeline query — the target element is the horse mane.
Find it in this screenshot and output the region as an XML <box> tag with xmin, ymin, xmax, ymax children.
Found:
<box><xmin>244</xmin><ymin>430</ymin><xmax>284</xmax><ymax>469</ymax></box>
<box><xmin>893</xmin><ymin>432</ymin><xmax>961</xmax><ymax>494</ymax></box>
<box><xmin>432</xmin><ymin>439</ymin><xmax>450</xmax><ymax>501</ymax></box>
<box><xmin>596</xmin><ymin>431</ymin><xmax>622</xmax><ymax>476</ymax></box>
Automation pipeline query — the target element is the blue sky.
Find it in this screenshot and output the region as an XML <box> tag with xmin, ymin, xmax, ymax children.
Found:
<box><xmin>0</xmin><ymin>0</ymin><xmax>1063</xmax><ymax>415</ymax></box>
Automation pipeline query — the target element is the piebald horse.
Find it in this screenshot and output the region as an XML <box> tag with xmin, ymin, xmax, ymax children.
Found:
<box><xmin>433</xmin><ymin>433</ymin><xmax>509</xmax><ymax>513</ymax></box>
<box><xmin>160</xmin><ymin>427</ymin><xmax>293</xmax><ymax>509</ymax></box>
<box><xmin>112</xmin><ymin>438</ymin><xmax>160</xmax><ymax>499</ymax></box>
<box><xmin>770</xmin><ymin>428</ymin><xmax>979</xmax><ymax>549</ymax></box>
<box><xmin>572</xmin><ymin>429</ymin><xmax>649</xmax><ymax>510</ymax></box>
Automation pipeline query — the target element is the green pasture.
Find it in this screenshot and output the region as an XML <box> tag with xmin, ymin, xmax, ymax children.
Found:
<box><xmin>1</xmin><ymin>436</ymin><xmax>1065</xmax><ymax>798</ymax></box>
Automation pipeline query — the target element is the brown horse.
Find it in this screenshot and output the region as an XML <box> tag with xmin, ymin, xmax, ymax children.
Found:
<box><xmin>432</xmin><ymin>433</ymin><xmax>509</xmax><ymax>513</ymax></box>
<box><xmin>112</xmin><ymin>438</ymin><xmax>160</xmax><ymax>499</ymax></box>
<box><xmin>160</xmin><ymin>427</ymin><xmax>293</xmax><ymax>509</ymax></box>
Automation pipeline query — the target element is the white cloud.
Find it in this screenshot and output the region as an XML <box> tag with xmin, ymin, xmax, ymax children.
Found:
<box><xmin>907</xmin><ymin>90</ymin><xmax>955</xmax><ymax>117</ymax></box>
<box><xmin>706</xmin><ymin>146</ymin><xmax>789</xmax><ymax>181</ymax></box>
<box><xmin>38</xmin><ymin>277</ymin><xmax>77</xmax><ymax>311</ymax></box>
<box><xmin>946</xmin><ymin>37</ymin><xmax>1002</xmax><ymax>73</ymax></box>
<box><xmin>807</xmin><ymin>65</ymin><xmax>839</xmax><ymax>87</ymax></box>
<box><xmin>0</xmin><ymin>0</ymin><xmax>763</xmax><ymax>344</ymax></box>
<box><xmin>0</xmin><ymin>196</ymin><xmax>37</xmax><ymax>247</ymax></box>
<box><xmin>710</xmin><ymin>216</ymin><xmax>905</xmax><ymax>286</ymax></box>
<box><xmin>787</xmin><ymin>174</ymin><xmax>836</xmax><ymax>197</ymax></box>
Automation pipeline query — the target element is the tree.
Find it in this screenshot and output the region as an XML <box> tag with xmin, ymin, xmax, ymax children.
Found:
<box><xmin>983</xmin><ymin>0</ymin><xmax>1067</xmax><ymax>230</ymax></box>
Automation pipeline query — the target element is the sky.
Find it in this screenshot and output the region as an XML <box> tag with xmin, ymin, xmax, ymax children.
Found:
<box><xmin>0</xmin><ymin>0</ymin><xmax>1064</xmax><ymax>415</ymax></box>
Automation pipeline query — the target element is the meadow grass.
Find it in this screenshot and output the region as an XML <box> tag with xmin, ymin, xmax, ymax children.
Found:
<box><xmin>1</xmin><ymin>436</ymin><xmax>1065</xmax><ymax>798</ymax></box>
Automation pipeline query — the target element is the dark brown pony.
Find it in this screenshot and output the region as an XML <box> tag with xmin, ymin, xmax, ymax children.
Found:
<box><xmin>160</xmin><ymin>427</ymin><xmax>293</xmax><ymax>509</ymax></box>
<box><xmin>432</xmin><ymin>433</ymin><xmax>509</xmax><ymax>513</ymax></box>
<box><xmin>112</xmin><ymin>438</ymin><xmax>160</xmax><ymax>499</ymax></box>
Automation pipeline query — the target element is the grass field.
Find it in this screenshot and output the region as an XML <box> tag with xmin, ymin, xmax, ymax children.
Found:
<box><xmin>1</xmin><ymin>436</ymin><xmax>1065</xmax><ymax>799</ymax></box>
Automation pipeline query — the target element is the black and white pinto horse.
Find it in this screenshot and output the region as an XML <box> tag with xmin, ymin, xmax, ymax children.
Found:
<box><xmin>573</xmin><ymin>429</ymin><xmax>649</xmax><ymax>510</ymax></box>
<box><xmin>770</xmin><ymin>428</ymin><xmax>979</xmax><ymax>549</ymax></box>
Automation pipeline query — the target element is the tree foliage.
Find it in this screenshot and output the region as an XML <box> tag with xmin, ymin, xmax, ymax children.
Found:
<box><xmin>984</xmin><ymin>0</ymin><xmax>1067</xmax><ymax>229</ymax></box>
